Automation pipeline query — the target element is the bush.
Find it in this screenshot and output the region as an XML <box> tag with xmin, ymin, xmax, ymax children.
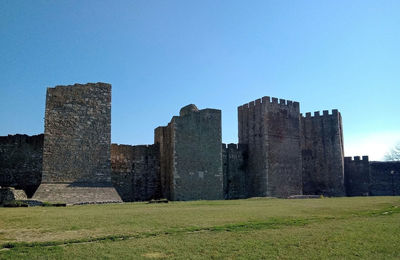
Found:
<box><xmin>3</xmin><ymin>200</ymin><xmax>29</xmax><ymax>207</ymax></box>
<box><xmin>42</xmin><ymin>202</ymin><xmax>67</xmax><ymax>207</ymax></box>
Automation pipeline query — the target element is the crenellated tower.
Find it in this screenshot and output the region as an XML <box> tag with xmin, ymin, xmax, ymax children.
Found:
<box><xmin>238</xmin><ymin>97</ymin><xmax>302</xmax><ymax>198</ymax></box>
<box><xmin>300</xmin><ymin>109</ymin><xmax>345</xmax><ymax>196</ymax></box>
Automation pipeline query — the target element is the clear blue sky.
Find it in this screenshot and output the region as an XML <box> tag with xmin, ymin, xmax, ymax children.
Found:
<box><xmin>1</xmin><ymin>1</ymin><xmax>399</xmax><ymax>160</ymax></box>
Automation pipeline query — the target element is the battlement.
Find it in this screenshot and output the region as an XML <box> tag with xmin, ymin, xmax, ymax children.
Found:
<box><xmin>0</xmin><ymin>134</ymin><xmax>43</xmax><ymax>146</ymax></box>
<box><xmin>238</xmin><ymin>96</ymin><xmax>300</xmax><ymax>111</ymax></box>
<box><xmin>111</xmin><ymin>143</ymin><xmax>155</xmax><ymax>149</ymax></box>
<box><xmin>222</xmin><ymin>143</ymin><xmax>240</xmax><ymax>149</ymax></box>
<box><xmin>344</xmin><ymin>156</ymin><xmax>369</xmax><ymax>162</ymax></box>
<box><xmin>222</xmin><ymin>143</ymin><xmax>248</xmax><ymax>151</ymax></box>
<box><xmin>301</xmin><ymin>109</ymin><xmax>340</xmax><ymax>119</ymax></box>
<box><xmin>49</xmin><ymin>82</ymin><xmax>111</xmax><ymax>91</ymax></box>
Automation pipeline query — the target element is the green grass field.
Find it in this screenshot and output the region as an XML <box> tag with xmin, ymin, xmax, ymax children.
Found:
<box><xmin>0</xmin><ymin>197</ymin><xmax>399</xmax><ymax>259</ymax></box>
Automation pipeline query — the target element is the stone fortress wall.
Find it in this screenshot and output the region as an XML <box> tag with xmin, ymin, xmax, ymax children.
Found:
<box><xmin>32</xmin><ymin>83</ymin><xmax>121</xmax><ymax>204</ymax></box>
<box><xmin>344</xmin><ymin>156</ymin><xmax>370</xmax><ymax>196</ymax></box>
<box><xmin>369</xmin><ymin>161</ymin><xmax>400</xmax><ymax>196</ymax></box>
<box><xmin>0</xmin><ymin>134</ymin><xmax>43</xmax><ymax>197</ymax></box>
<box><xmin>0</xmin><ymin>82</ymin><xmax>399</xmax><ymax>203</ymax></box>
<box><xmin>154</xmin><ymin>104</ymin><xmax>223</xmax><ymax>201</ymax></box>
<box><xmin>222</xmin><ymin>143</ymin><xmax>247</xmax><ymax>199</ymax></box>
<box><xmin>111</xmin><ymin>143</ymin><xmax>161</xmax><ymax>201</ymax></box>
<box><xmin>344</xmin><ymin>156</ymin><xmax>400</xmax><ymax>196</ymax></box>
<box><xmin>301</xmin><ymin>110</ymin><xmax>345</xmax><ymax>197</ymax></box>
<box><xmin>238</xmin><ymin>97</ymin><xmax>302</xmax><ymax>198</ymax></box>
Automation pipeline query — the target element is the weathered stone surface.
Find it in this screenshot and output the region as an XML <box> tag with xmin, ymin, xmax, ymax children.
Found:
<box><xmin>344</xmin><ymin>158</ymin><xmax>400</xmax><ymax>196</ymax></box>
<box><xmin>0</xmin><ymin>187</ymin><xmax>27</xmax><ymax>203</ymax></box>
<box><xmin>33</xmin><ymin>83</ymin><xmax>121</xmax><ymax>204</ymax></box>
<box><xmin>4</xmin><ymin>84</ymin><xmax>399</xmax><ymax>202</ymax></box>
<box><xmin>238</xmin><ymin>97</ymin><xmax>302</xmax><ymax>198</ymax></box>
<box><xmin>179</xmin><ymin>104</ymin><xmax>199</xmax><ymax>116</ymax></box>
<box><xmin>0</xmin><ymin>134</ymin><xmax>43</xmax><ymax>197</ymax></box>
<box><xmin>369</xmin><ymin>161</ymin><xmax>400</xmax><ymax>196</ymax></box>
<box><xmin>344</xmin><ymin>156</ymin><xmax>370</xmax><ymax>196</ymax></box>
<box><xmin>155</xmin><ymin>105</ymin><xmax>223</xmax><ymax>201</ymax></box>
<box><xmin>301</xmin><ymin>110</ymin><xmax>345</xmax><ymax>197</ymax></box>
<box><xmin>222</xmin><ymin>143</ymin><xmax>247</xmax><ymax>199</ymax></box>
<box><xmin>111</xmin><ymin>144</ymin><xmax>161</xmax><ymax>201</ymax></box>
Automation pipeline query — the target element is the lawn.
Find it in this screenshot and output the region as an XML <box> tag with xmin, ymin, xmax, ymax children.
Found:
<box><xmin>0</xmin><ymin>197</ymin><xmax>399</xmax><ymax>259</ymax></box>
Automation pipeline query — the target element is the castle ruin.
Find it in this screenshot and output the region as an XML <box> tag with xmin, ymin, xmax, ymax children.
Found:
<box><xmin>32</xmin><ymin>83</ymin><xmax>121</xmax><ymax>204</ymax></box>
<box><xmin>0</xmin><ymin>82</ymin><xmax>399</xmax><ymax>204</ymax></box>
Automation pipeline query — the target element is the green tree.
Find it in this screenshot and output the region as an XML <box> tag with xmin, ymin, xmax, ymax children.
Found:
<box><xmin>384</xmin><ymin>141</ymin><xmax>400</xmax><ymax>161</ymax></box>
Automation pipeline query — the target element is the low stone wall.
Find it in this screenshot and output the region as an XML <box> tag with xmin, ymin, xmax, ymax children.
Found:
<box><xmin>0</xmin><ymin>134</ymin><xmax>43</xmax><ymax>197</ymax></box>
<box><xmin>111</xmin><ymin>144</ymin><xmax>161</xmax><ymax>201</ymax></box>
<box><xmin>370</xmin><ymin>161</ymin><xmax>400</xmax><ymax>196</ymax></box>
<box><xmin>32</xmin><ymin>184</ymin><xmax>120</xmax><ymax>205</ymax></box>
<box><xmin>223</xmin><ymin>143</ymin><xmax>247</xmax><ymax>199</ymax></box>
<box><xmin>0</xmin><ymin>187</ymin><xmax>27</xmax><ymax>204</ymax></box>
<box><xmin>344</xmin><ymin>156</ymin><xmax>370</xmax><ymax>196</ymax></box>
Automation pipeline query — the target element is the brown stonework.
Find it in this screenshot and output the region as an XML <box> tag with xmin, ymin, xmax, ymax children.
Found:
<box><xmin>238</xmin><ymin>97</ymin><xmax>302</xmax><ymax>198</ymax></box>
<box><xmin>301</xmin><ymin>110</ymin><xmax>345</xmax><ymax>197</ymax></box>
<box><xmin>111</xmin><ymin>143</ymin><xmax>161</xmax><ymax>201</ymax></box>
<box><xmin>3</xmin><ymin>84</ymin><xmax>399</xmax><ymax>203</ymax></box>
<box><xmin>33</xmin><ymin>83</ymin><xmax>121</xmax><ymax>204</ymax></box>
<box><xmin>0</xmin><ymin>187</ymin><xmax>27</xmax><ymax>204</ymax></box>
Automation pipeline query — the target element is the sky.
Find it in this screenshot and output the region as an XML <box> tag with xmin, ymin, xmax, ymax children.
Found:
<box><xmin>0</xmin><ymin>1</ymin><xmax>399</xmax><ymax>160</ymax></box>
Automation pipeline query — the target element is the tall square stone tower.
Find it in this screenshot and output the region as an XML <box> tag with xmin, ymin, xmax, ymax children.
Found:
<box><xmin>301</xmin><ymin>110</ymin><xmax>345</xmax><ymax>196</ymax></box>
<box><xmin>238</xmin><ymin>97</ymin><xmax>302</xmax><ymax>198</ymax></box>
<box><xmin>155</xmin><ymin>104</ymin><xmax>223</xmax><ymax>201</ymax></box>
<box><xmin>33</xmin><ymin>83</ymin><xmax>121</xmax><ymax>204</ymax></box>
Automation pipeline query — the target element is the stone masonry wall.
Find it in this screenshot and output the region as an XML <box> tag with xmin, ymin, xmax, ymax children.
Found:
<box><xmin>222</xmin><ymin>143</ymin><xmax>247</xmax><ymax>199</ymax></box>
<box><xmin>33</xmin><ymin>83</ymin><xmax>121</xmax><ymax>204</ymax></box>
<box><xmin>0</xmin><ymin>187</ymin><xmax>27</xmax><ymax>204</ymax></box>
<box><xmin>369</xmin><ymin>161</ymin><xmax>400</xmax><ymax>196</ymax></box>
<box><xmin>0</xmin><ymin>134</ymin><xmax>43</xmax><ymax>197</ymax></box>
<box><xmin>155</xmin><ymin>104</ymin><xmax>223</xmax><ymax>201</ymax></box>
<box><xmin>111</xmin><ymin>144</ymin><xmax>161</xmax><ymax>201</ymax></box>
<box><xmin>344</xmin><ymin>156</ymin><xmax>370</xmax><ymax>196</ymax></box>
<box><xmin>154</xmin><ymin>125</ymin><xmax>174</xmax><ymax>200</ymax></box>
<box><xmin>301</xmin><ymin>110</ymin><xmax>345</xmax><ymax>197</ymax></box>
<box><xmin>238</xmin><ymin>97</ymin><xmax>302</xmax><ymax>198</ymax></box>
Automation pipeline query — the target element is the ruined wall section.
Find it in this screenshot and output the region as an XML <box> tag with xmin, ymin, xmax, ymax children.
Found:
<box><xmin>155</xmin><ymin>105</ymin><xmax>223</xmax><ymax>201</ymax></box>
<box><xmin>33</xmin><ymin>83</ymin><xmax>121</xmax><ymax>204</ymax></box>
<box><xmin>154</xmin><ymin>125</ymin><xmax>174</xmax><ymax>200</ymax></box>
<box><xmin>111</xmin><ymin>144</ymin><xmax>161</xmax><ymax>202</ymax></box>
<box><xmin>222</xmin><ymin>143</ymin><xmax>247</xmax><ymax>199</ymax></box>
<box><xmin>41</xmin><ymin>83</ymin><xmax>112</xmax><ymax>184</ymax></box>
<box><xmin>369</xmin><ymin>161</ymin><xmax>400</xmax><ymax>196</ymax></box>
<box><xmin>238</xmin><ymin>99</ymin><xmax>264</xmax><ymax>197</ymax></box>
<box><xmin>0</xmin><ymin>134</ymin><xmax>43</xmax><ymax>197</ymax></box>
<box><xmin>301</xmin><ymin>110</ymin><xmax>345</xmax><ymax>196</ymax></box>
<box><xmin>238</xmin><ymin>97</ymin><xmax>302</xmax><ymax>198</ymax></box>
<box><xmin>0</xmin><ymin>187</ymin><xmax>27</xmax><ymax>204</ymax></box>
<box><xmin>344</xmin><ymin>156</ymin><xmax>370</xmax><ymax>196</ymax></box>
